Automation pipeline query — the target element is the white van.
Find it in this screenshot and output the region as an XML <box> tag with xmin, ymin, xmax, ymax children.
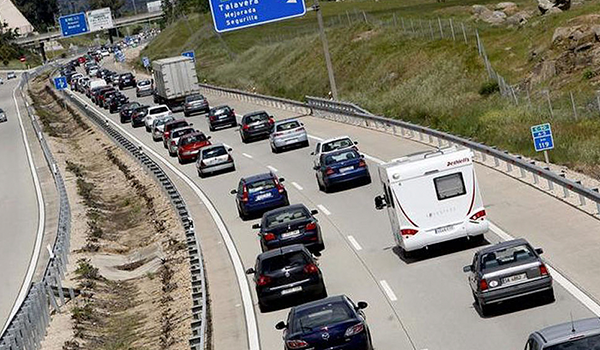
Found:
<box><xmin>374</xmin><ymin>146</ymin><xmax>488</xmax><ymax>255</ymax></box>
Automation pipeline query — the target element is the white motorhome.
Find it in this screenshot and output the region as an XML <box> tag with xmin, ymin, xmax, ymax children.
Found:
<box><xmin>374</xmin><ymin>146</ymin><xmax>488</xmax><ymax>255</ymax></box>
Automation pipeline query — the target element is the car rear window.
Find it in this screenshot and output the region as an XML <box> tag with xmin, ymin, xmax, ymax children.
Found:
<box><xmin>434</xmin><ymin>173</ymin><xmax>466</xmax><ymax>201</ymax></box>
<box><xmin>138</xmin><ymin>80</ymin><xmax>150</xmax><ymax>86</ymax></box>
<box><xmin>292</xmin><ymin>301</ymin><xmax>354</xmax><ymax>332</ymax></box>
<box><xmin>186</xmin><ymin>94</ymin><xmax>204</xmax><ymax>102</ymax></box>
<box><xmin>261</xmin><ymin>252</ymin><xmax>309</xmax><ymax>273</ymax></box>
<box><xmin>264</xmin><ymin>207</ymin><xmax>310</xmax><ymax>229</ymax></box>
<box><xmin>244</xmin><ymin>113</ymin><xmax>269</xmax><ymax>124</ymax></box>
<box><xmin>202</xmin><ymin>146</ymin><xmax>227</xmax><ymax>158</ymax></box>
<box><xmin>480</xmin><ymin>244</ymin><xmax>534</xmax><ymax>270</ymax></box>
<box><xmin>545</xmin><ymin>333</ymin><xmax>600</xmax><ymax>350</ymax></box>
<box><xmin>181</xmin><ymin>134</ymin><xmax>207</xmax><ymax>145</ymax></box>
<box><xmin>172</xmin><ymin>128</ymin><xmax>194</xmax><ymax>138</ymax></box>
<box><xmin>276</xmin><ymin>121</ymin><xmax>301</xmax><ymax>132</ymax></box>
<box><xmin>212</xmin><ymin>107</ymin><xmax>231</xmax><ymax>115</ymax></box>
<box><xmin>150</xmin><ymin>106</ymin><xmax>169</xmax><ymax>115</ymax></box>
<box><xmin>322</xmin><ymin>138</ymin><xmax>353</xmax><ymax>153</ymax></box>
<box><xmin>323</xmin><ymin>150</ymin><xmax>359</xmax><ymax>166</ymax></box>
<box><xmin>246</xmin><ymin>178</ymin><xmax>276</xmax><ymax>194</ymax></box>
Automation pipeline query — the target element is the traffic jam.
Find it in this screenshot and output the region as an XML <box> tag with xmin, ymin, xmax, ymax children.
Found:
<box><xmin>57</xmin><ymin>50</ymin><xmax>599</xmax><ymax>350</ymax></box>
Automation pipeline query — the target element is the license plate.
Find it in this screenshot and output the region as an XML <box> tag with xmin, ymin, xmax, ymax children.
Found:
<box><xmin>218</xmin><ymin>114</ymin><xmax>228</xmax><ymax>120</ymax></box>
<box><xmin>435</xmin><ymin>225</ymin><xmax>454</xmax><ymax>234</ymax></box>
<box><xmin>281</xmin><ymin>230</ymin><xmax>300</xmax><ymax>239</ymax></box>
<box><xmin>255</xmin><ymin>193</ymin><xmax>272</xmax><ymax>200</ymax></box>
<box><xmin>281</xmin><ymin>286</ymin><xmax>302</xmax><ymax>295</ymax></box>
<box><xmin>502</xmin><ymin>273</ymin><xmax>527</xmax><ymax>284</ymax></box>
<box><xmin>339</xmin><ymin>166</ymin><xmax>354</xmax><ymax>173</ymax></box>
<box><xmin>285</xmin><ymin>138</ymin><xmax>297</xmax><ymax>144</ymax></box>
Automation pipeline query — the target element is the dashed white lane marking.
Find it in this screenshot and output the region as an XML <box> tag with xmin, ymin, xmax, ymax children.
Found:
<box><xmin>317</xmin><ymin>204</ymin><xmax>331</xmax><ymax>216</ymax></box>
<box><xmin>291</xmin><ymin>182</ymin><xmax>303</xmax><ymax>191</ymax></box>
<box><xmin>267</xmin><ymin>165</ymin><xmax>278</xmax><ymax>172</ymax></box>
<box><xmin>347</xmin><ymin>235</ymin><xmax>363</xmax><ymax>251</ymax></box>
<box><xmin>380</xmin><ymin>280</ymin><xmax>398</xmax><ymax>302</ymax></box>
<box><xmin>307</xmin><ymin>135</ymin><xmax>385</xmax><ymax>164</ymax></box>
<box><xmin>489</xmin><ymin>222</ymin><xmax>600</xmax><ymax>316</ymax></box>
<box><xmin>242</xmin><ymin>152</ymin><xmax>253</xmax><ymax>159</ymax></box>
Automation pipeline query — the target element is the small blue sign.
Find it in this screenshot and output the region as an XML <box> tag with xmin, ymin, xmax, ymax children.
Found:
<box><xmin>142</xmin><ymin>56</ymin><xmax>150</xmax><ymax>68</ymax></box>
<box><xmin>531</xmin><ymin>123</ymin><xmax>554</xmax><ymax>152</ymax></box>
<box><xmin>182</xmin><ymin>51</ymin><xmax>195</xmax><ymax>61</ymax></box>
<box><xmin>208</xmin><ymin>0</ymin><xmax>306</xmax><ymax>33</ymax></box>
<box><xmin>59</xmin><ymin>13</ymin><xmax>89</xmax><ymax>38</ymax></box>
<box><xmin>54</xmin><ymin>77</ymin><xmax>68</xmax><ymax>90</ymax></box>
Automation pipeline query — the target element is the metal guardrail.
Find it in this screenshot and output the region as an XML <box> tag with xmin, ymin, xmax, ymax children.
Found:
<box><xmin>199</xmin><ymin>83</ymin><xmax>600</xmax><ymax>215</ymax></box>
<box><xmin>63</xmin><ymin>91</ymin><xmax>208</xmax><ymax>350</ymax></box>
<box><xmin>0</xmin><ymin>68</ymin><xmax>74</xmax><ymax>350</ymax></box>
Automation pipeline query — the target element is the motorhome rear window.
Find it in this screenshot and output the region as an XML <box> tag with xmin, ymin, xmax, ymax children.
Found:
<box><xmin>434</xmin><ymin>173</ymin><xmax>466</xmax><ymax>201</ymax></box>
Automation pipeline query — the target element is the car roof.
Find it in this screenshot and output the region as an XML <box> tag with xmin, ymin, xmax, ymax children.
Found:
<box><xmin>165</xmin><ymin>119</ymin><xmax>187</xmax><ymax>126</ymax></box>
<box><xmin>292</xmin><ymin>295</ymin><xmax>348</xmax><ymax>314</ymax></box>
<box><xmin>321</xmin><ymin>148</ymin><xmax>360</xmax><ymax>159</ymax></box>
<box><xmin>263</xmin><ymin>204</ymin><xmax>308</xmax><ymax>217</ymax></box>
<box><xmin>181</xmin><ymin>131</ymin><xmax>205</xmax><ymax>138</ymax></box>
<box><xmin>535</xmin><ymin>318</ymin><xmax>600</xmax><ymax>344</ymax></box>
<box><xmin>149</xmin><ymin>105</ymin><xmax>169</xmax><ymax>111</ymax></box>
<box><xmin>243</xmin><ymin>111</ymin><xmax>268</xmax><ymax>118</ymax></box>
<box><xmin>476</xmin><ymin>238</ymin><xmax>530</xmax><ymax>256</ymax></box>
<box><xmin>242</xmin><ymin>172</ymin><xmax>275</xmax><ymax>183</ymax></box>
<box><xmin>321</xmin><ymin>135</ymin><xmax>352</xmax><ymax>144</ymax></box>
<box><xmin>274</xmin><ymin>118</ymin><xmax>300</xmax><ymax>126</ymax></box>
<box><xmin>257</xmin><ymin>244</ymin><xmax>308</xmax><ymax>261</ymax></box>
<box><xmin>171</xmin><ymin>126</ymin><xmax>194</xmax><ymax>133</ymax></box>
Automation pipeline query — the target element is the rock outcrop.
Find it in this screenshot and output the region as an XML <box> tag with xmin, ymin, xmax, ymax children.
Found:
<box><xmin>537</xmin><ymin>0</ymin><xmax>570</xmax><ymax>15</ymax></box>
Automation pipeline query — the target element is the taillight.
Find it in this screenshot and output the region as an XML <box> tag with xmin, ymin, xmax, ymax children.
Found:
<box><xmin>242</xmin><ymin>124</ymin><xmax>250</xmax><ymax>130</ymax></box>
<box><xmin>539</xmin><ymin>264</ymin><xmax>549</xmax><ymax>276</ymax></box>
<box><xmin>470</xmin><ymin>210</ymin><xmax>486</xmax><ymax>221</ymax></box>
<box><xmin>273</xmin><ymin>132</ymin><xmax>283</xmax><ymax>137</ymax></box>
<box><xmin>400</xmin><ymin>229</ymin><xmax>418</xmax><ymax>236</ymax></box>
<box><xmin>227</xmin><ymin>154</ymin><xmax>233</xmax><ymax>162</ymax></box>
<box><xmin>303</xmin><ymin>263</ymin><xmax>319</xmax><ymax>274</ymax></box>
<box><xmin>171</xmin><ymin>140</ymin><xmax>176</xmax><ymax>146</ymax></box>
<box><xmin>358</xmin><ymin>160</ymin><xmax>367</xmax><ymax>167</ymax></box>
<box><xmin>480</xmin><ymin>279</ymin><xmax>488</xmax><ymax>291</ymax></box>
<box><xmin>257</xmin><ymin>275</ymin><xmax>271</xmax><ymax>286</ymax></box>
<box><xmin>325</xmin><ymin>167</ymin><xmax>335</xmax><ymax>175</ymax></box>
<box><xmin>263</xmin><ymin>233</ymin><xmax>276</xmax><ymax>241</ymax></box>
<box><xmin>305</xmin><ymin>222</ymin><xmax>317</xmax><ymax>231</ymax></box>
<box><xmin>241</xmin><ymin>185</ymin><xmax>249</xmax><ymax>202</ymax></box>
<box><xmin>165</xmin><ymin>131</ymin><xmax>171</xmax><ymax>139</ymax></box>
<box><xmin>209</xmin><ymin>115</ymin><xmax>216</xmax><ymax>121</ymax></box>
<box><xmin>285</xmin><ymin>340</ymin><xmax>308</xmax><ymax>349</ymax></box>
<box><xmin>268</xmin><ymin>118</ymin><xmax>275</xmax><ymax>124</ymax></box>
<box><xmin>344</xmin><ymin>323</ymin><xmax>364</xmax><ymax>337</ymax></box>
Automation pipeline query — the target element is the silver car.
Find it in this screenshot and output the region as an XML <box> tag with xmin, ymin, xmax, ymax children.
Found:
<box><xmin>0</xmin><ymin>108</ymin><xmax>7</xmax><ymax>123</ymax></box>
<box><xmin>196</xmin><ymin>144</ymin><xmax>235</xmax><ymax>177</ymax></box>
<box><xmin>152</xmin><ymin>115</ymin><xmax>175</xmax><ymax>141</ymax></box>
<box><xmin>269</xmin><ymin>119</ymin><xmax>308</xmax><ymax>153</ymax></box>
<box><xmin>167</xmin><ymin>126</ymin><xmax>196</xmax><ymax>156</ymax></box>
<box><xmin>136</xmin><ymin>79</ymin><xmax>153</xmax><ymax>97</ymax></box>
<box><xmin>526</xmin><ymin>317</ymin><xmax>600</xmax><ymax>349</ymax></box>
<box><xmin>463</xmin><ymin>238</ymin><xmax>553</xmax><ymax>316</ymax></box>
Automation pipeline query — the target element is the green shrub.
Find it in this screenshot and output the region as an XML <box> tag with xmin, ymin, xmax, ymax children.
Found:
<box><xmin>479</xmin><ymin>81</ymin><xmax>500</xmax><ymax>96</ymax></box>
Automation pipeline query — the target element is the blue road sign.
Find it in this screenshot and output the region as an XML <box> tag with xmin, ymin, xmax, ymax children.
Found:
<box><xmin>142</xmin><ymin>56</ymin><xmax>151</xmax><ymax>68</ymax></box>
<box><xmin>59</xmin><ymin>13</ymin><xmax>89</xmax><ymax>38</ymax></box>
<box><xmin>182</xmin><ymin>51</ymin><xmax>195</xmax><ymax>61</ymax></box>
<box><xmin>208</xmin><ymin>0</ymin><xmax>306</xmax><ymax>33</ymax></box>
<box><xmin>531</xmin><ymin>123</ymin><xmax>554</xmax><ymax>152</ymax></box>
<box><xmin>54</xmin><ymin>77</ymin><xmax>68</xmax><ymax>90</ymax></box>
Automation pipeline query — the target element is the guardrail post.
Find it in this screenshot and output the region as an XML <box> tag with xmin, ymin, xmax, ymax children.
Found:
<box><xmin>531</xmin><ymin>163</ymin><xmax>539</xmax><ymax>184</ymax></box>
<box><xmin>593</xmin><ymin>189</ymin><xmax>600</xmax><ymax>214</ymax></box>
<box><xmin>493</xmin><ymin>156</ymin><xmax>500</xmax><ymax>167</ymax></box>
<box><xmin>418</xmin><ymin>132</ymin><xmax>423</xmax><ymax>141</ymax></box>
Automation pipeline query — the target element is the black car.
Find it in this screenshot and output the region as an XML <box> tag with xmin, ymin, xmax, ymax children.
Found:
<box><xmin>208</xmin><ymin>105</ymin><xmax>237</xmax><ymax>131</ymax></box>
<box><xmin>120</xmin><ymin>102</ymin><xmax>141</xmax><ymax>123</ymax></box>
<box><xmin>253</xmin><ymin>204</ymin><xmax>324</xmax><ymax>253</ymax></box>
<box><xmin>102</xmin><ymin>91</ymin><xmax>118</xmax><ymax>109</ymax></box>
<box><xmin>276</xmin><ymin>295</ymin><xmax>373</xmax><ymax>350</ymax></box>
<box><xmin>105</xmin><ymin>72</ymin><xmax>117</xmax><ymax>84</ymax></box>
<box><xmin>119</xmin><ymin>73</ymin><xmax>136</xmax><ymax>90</ymax></box>
<box><xmin>245</xmin><ymin>244</ymin><xmax>327</xmax><ymax>313</ymax></box>
<box><xmin>108</xmin><ymin>93</ymin><xmax>129</xmax><ymax>113</ymax></box>
<box><xmin>131</xmin><ymin>106</ymin><xmax>149</xmax><ymax>127</ymax></box>
<box><xmin>239</xmin><ymin>111</ymin><xmax>274</xmax><ymax>143</ymax></box>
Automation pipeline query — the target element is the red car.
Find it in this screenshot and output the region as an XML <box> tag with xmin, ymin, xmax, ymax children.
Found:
<box><xmin>77</xmin><ymin>56</ymin><xmax>86</xmax><ymax>64</ymax></box>
<box><xmin>177</xmin><ymin>132</ymin><xmax>212</xmax><ymax>163</ymax></box>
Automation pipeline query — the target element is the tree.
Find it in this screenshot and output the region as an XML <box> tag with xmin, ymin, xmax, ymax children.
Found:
<box><xmin>89</xmin><ymin>0</ymin><xmax>125</xmax><ymax>17</ymax></box>
<box><xmin>13</xmin><ymin>0</ymin><xmax>59</xmax><ymax>32</ymax></box>
<box><xmin>0</xmin><ymin>22</ymin><xmax>20</xmax><ymax>66</ymax></box>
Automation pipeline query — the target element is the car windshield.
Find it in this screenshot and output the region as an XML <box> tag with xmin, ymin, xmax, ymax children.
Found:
<box><xmin>245</xmin><ymin>113</ymin><xmax>269</xmax><ymax>124</ymax></box>
<box><xmin>246</xmin><ymin>178</ymin><xmax>276</xmax><ymax>194</ymax></box>
<box><xmin>202</xmin><ymin>147</ymin><xmax>227</xmax><ymax>159</ymax></box>
<box><xmin>154</xmin><ymin>117</ymin><xmax>174</xmax><ymax>126</ymax></box>
<box><xmin>134</xmin><ymin>107</ymin><xmax>149</xmax><ymax>116</ymax></box>
<box><xmin>322</xmin><ymin>138</ymin><xmax>353</xmax><ymax>153</ymax></box>
<box><xmin>292</xmin><ymin>301</ymin><xmax>354</xmax><ymax>332</ymax></box>
<box><xmin>150</xmin><ymin>106</ymin><xmax>169</xmax><ymax>115</ymax></box>
<box><xmin>126</xmin><ymin>102</ymin><xmax>140</xmax><ymax>109</ymax></box>
<box><xmin>181</xmin><ymin>134</ymin><xmax>206</xmax><ymax>145</ymax></box>
<box><xmin>481</xmin><ymin>244</ymin><xmax>534</xmax><ymax>270</ymax></box>
<box><xmin>264</xmin><ymin>207</ymin><xmax>310</xmax><ymax>229</ymax></box>
<box><xmin>138</xmin><ymin>80</ymin><xmax>150</xmax><ymax>86</ymax></box>
<box><xmin>545</xmin><ymin>333</ymin><xmax>600</xmax><ymax>350</ymax></box>
<box><xmin>121</xmin><ymin>73</ymin><xmax>133</xmax><ymax>78</ymax></box>
<box><xmin>261</xmin><ymin>252</ymin><xmax>309</xmax><ymax>273</ymax></box>
<box><xmin>323</xmin><ymin>150</ymin><xmax>360</xmax><ymax>166</ymax></box>
<box><xmin>276</xmin><ymin>121</ymin><xmax>301</xmax><ymax>132</ymax></box>
<box><xmin>212</xmin><ymin>107</ymin><xmax>231</xmax><ymax>115</ymax></box>
<box><xmin>172</xmin><ymin>128</ymin><xmax>193</xmax><ymax>138</ymax></box>
<box><xmin>186</xmin><ymin>95</ymin><xmax>204</xmax><ymax>102</ymax></box>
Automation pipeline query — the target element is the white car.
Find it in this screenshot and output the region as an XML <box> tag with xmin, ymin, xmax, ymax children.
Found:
<box><xmin>311</xmin><ymin>136</ymin><xmax>358</xmax><ymax>168</ymax></box>
<box><xmin>0</xmin><ymin>77</ymin><xmax>4</xmax><ymax>84</ymax></box>
<box><xmin>7</xmin><ymin>72</ymin><xmax>16</xmax><ymax>80</ymax></box>
<box><xmin>136</xmin><ymin>80</ymin><xmax>153</xmax><ymax>97</ymax></box>
<box><xmin>100</xmin><ymin>50</ymin><xmax>110</xmax><ymax>57</ymax></box>
<box><xmin>0</xmin><ymin>108</ymin><xmax>7</xmax><ymax>123</ymax></box>
<box><xmin>196</xmin><ymin>144</ymin><xmax>235</xmax><ymax>177</ymax></box>
<box><xmin>144</xmin><ymin>105</ymin><xmax>171</xmax><ymax>132</ymax></box>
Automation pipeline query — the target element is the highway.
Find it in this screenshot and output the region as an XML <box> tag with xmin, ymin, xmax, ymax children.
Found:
<box><xmin>67</xmin><ymin>67</ymin><xmax>600</xmax><ymax>350</ymax></box>
<box><xmin>0</xmin><ymin>75</ymin><xmax>44</xmax><ymax>332</ymax></box>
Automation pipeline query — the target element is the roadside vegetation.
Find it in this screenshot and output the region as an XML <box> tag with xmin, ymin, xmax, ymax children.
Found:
<box><xmin>142</xmin><ymin>0</ymin><xmax>600</xmax><ymax>177</ymax></box>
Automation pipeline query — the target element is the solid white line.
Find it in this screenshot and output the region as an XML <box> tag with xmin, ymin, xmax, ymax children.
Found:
<box><xmin>307</xmin><ymin>135</ymin><xmax>385</xmax><ymax>164</ymax></box>
<box><xmin>347</xmin><ymin>235</ymin><xmax>363</xmax><ymax>251</ymax></box>
<box><xmin>380</xmin><ymin>280</ymin><xmax>398</xmax><ymax>301</ymax></box>
<box><xmin>2</xmin><ymin>83</ymin><xmax>46</xmax><ymax>335</ymax></box>
<box><xmin>242</xmin><ymin>152</ymin><xmax>253</xmax><ymax>159</ymax></box>
<box><xmin>267</xmin><ymin>165</ymin><xmax>278</xmax><ymax>172</ymax></box>
<box><xmin>489</xmin><ymin>221</ymin><xmax>600</xmax><ymax>316</ymax></box>
<box><xmin>317</xmin><ymin>204</ymin><xmax>331</xmax><ymax>216</ymax></box>
<box><xmin>68</xmin><ymin>91</ymin><xmax>261</xmax><ymax>349</ymax></box>
<box><xmin>291</xmin><ymin>182</ymin><xmax>303</xmax><ymax>191</ymax></box>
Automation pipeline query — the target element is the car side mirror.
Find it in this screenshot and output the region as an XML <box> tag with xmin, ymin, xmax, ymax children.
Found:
<box><xmin>357</xmin><ymin>301</ymin><xmax>368</xmax><ymax>310</ymax></box>
<box><xmin>311</xmin><ymin>209</ymin><xmax>319</xmax><ymax>215</ymax></box>
<box><xmin>230</xmin><ymin>189</ymin><xmax>237</xmax><ymax>194</ymax></box>
<box><xmin>207</xmin><ymin>136</ymin><xmax>212</xmax><ymax>140</ymax></box>
<box><xmin>310</xmin><ymin>152</ymin><xmax>315</xmax><ymax>155</ymax></box>
<box><xmin>361</xmin><ymin>154</ymin><xmax>365</xmax><ymax>158</ymax></box>
<box><xmin>245</xmin><ymin>268</ymin><xmax>255</xmax><ymax>274</ymax></box>
<box><xmin>228</xmin><ymin>148</ymin><xmax>233</xmax><ymax>152</ymax></box>
<box><xmin>275</xmin><ymin>321</ymin><xmax>287</xmax><ymax>330</ymax></box>
<box><xmin>354</xmin><ymin>141</ymin><xmax>359</xmax><ymax>145</ymax></box>
<box><xmin>313</xmin><ymin>166</ymin><xmax>319</xmax><ymax>171</ymax></box>
<box><xmin>535</xmin><ymin>248</ymin><xmax>544</xmax><ymax>255</ymax></box>
<box><xmin>252</xmin><ymin>223</ymin><xmax>260</xmax><ymax>229</ymax></box>
<box><xmin>278</xmin><ymin>178</ymin><xmax>285</xmax><ymax>182</ymax></box>
<box><xmin>463</xmin><ymin>265</ymin><xmax>473</xmax><ymax>273</ymax></box>
<box><xmin>189</xmin><ymin>123</ymin><xmax>193</xmax><ymax>126</ymax></box>
<box><xmin>374</xmin><ymin>195</ymin><xmax>387</xmax><ymax>210</ymax></box>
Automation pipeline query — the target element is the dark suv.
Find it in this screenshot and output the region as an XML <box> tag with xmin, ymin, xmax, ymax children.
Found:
<box><xmin>245</xmin><ymin>244</ymin><xmax>327</xmax><ymax>312</ymax></box>
<box><xmin>119</xmin><ymin>73</ymin><xmax>136</xmax><ymax>90</ymax></box>
<box><xmin>120</xmin><ymin>102</ymin><xmax>141</xmax><ymax>123</ymax></box>
<box><xmin>208</xmin><ymin>105</ymin><xmax>237</xmax><ymax>131</ymax></box>
<box><xmin>131</xmin><ymin>105</ymin><xmax>149</xmax><ymax>128</ymax></box>
<box><xmin>239</xmin><ymin>111</ymin><xmax>274</xmax><ymax>143</ymax></box>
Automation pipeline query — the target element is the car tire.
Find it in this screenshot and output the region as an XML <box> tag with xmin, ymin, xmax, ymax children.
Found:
<box><xmin>543</xmin><ymin>288</ymin><xmax>555</xmax><ymax>303</ymax></box>
<box><xmin>258</xmin><ymin>299</ymin><xmax>270</xmax><ymax>313</ymax></box>
<box><xmin>283</xmin><ymin>197</ymin><xmax>290</xmax><ymax>207</ymax></box>
<box><xmin>478</xmin><ymin>299</ymin><xmax>489</xmax><ymax>316</ymax></box>
<box><xmin>302</xmin><ymin>140</ymin><xmax>310</xmax><ymax>148</ymax></box>
<box><xmin>364</xmin><ymin>175</ymin><xmax>372</xmax><ymax>185</ymax></box>
<box><xmin>241</xmin><ymin>133</ymin><xmax>248</xmax><ymax>144</ymax></box>
<box><xmin>209</xmin><ymin>125</ymin><xmax>215</xmax><ymax>132</ymax></box>
<box><xmin>178</xmin><ymin>157</ymin><xmax>184</xmax><ymax>164</ymax></box>
<box><xmin>145</xmin><ymin>125</ymin><xmax>151</xmax><ymax>132</ymax></box>
<box><xmin>322</xmin><ymin>182</ymin><xmax>330</xmax><ymax>193</ymax></box>
<box><xmin>230</xmin><ymin>122</ymin><xmax>237</xmax><ymax>128</ymax></box>
<box><xmin>238</xmin><ymin>208</ymin><xmax>248</xmax><ymax>221</ymax></box>
<box><xmin>316</xmin><ymin>286</ymin><xmax>328</xmax><ymax>300</ymax></box>
<box><xmin>271</xmin><ymin>144</ymin><xmax>279</xmax><ymax>154</ymax></box>
<box><xmin>168</xmin><ymin>150</ymin><xmax>176</xmax><ymax>157</ymax></box>
<box><xmin>197</xmin><ymin>169</ymin><xmax>204</xmax><ymax>178</ymax></box>
<box><xmin>184</xmin><ymin>112</ymin><xmax>189</xmax><ymax>117</ymax></box>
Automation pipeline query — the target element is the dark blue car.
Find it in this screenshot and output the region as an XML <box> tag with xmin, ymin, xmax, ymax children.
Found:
<box><xmin>314</xmin><ymin>149</ymin><xmax>371</xmax><ymax>192</ymax></box>
<box><xmin>231</xmin><ymin>172</ymin><xmax>289</xmax><ymax>220</ymax></box>
<box><xmin>276</xmin><ymin>295</ymin><xmax>373</xmax><ymax>350</ymax></box>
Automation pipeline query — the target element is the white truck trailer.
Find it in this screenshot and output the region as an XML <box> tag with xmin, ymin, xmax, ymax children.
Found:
<box><xmin>152</xmin><ymin>56</ymin><xmax>200</xmax><ymax>112</ymax></box>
